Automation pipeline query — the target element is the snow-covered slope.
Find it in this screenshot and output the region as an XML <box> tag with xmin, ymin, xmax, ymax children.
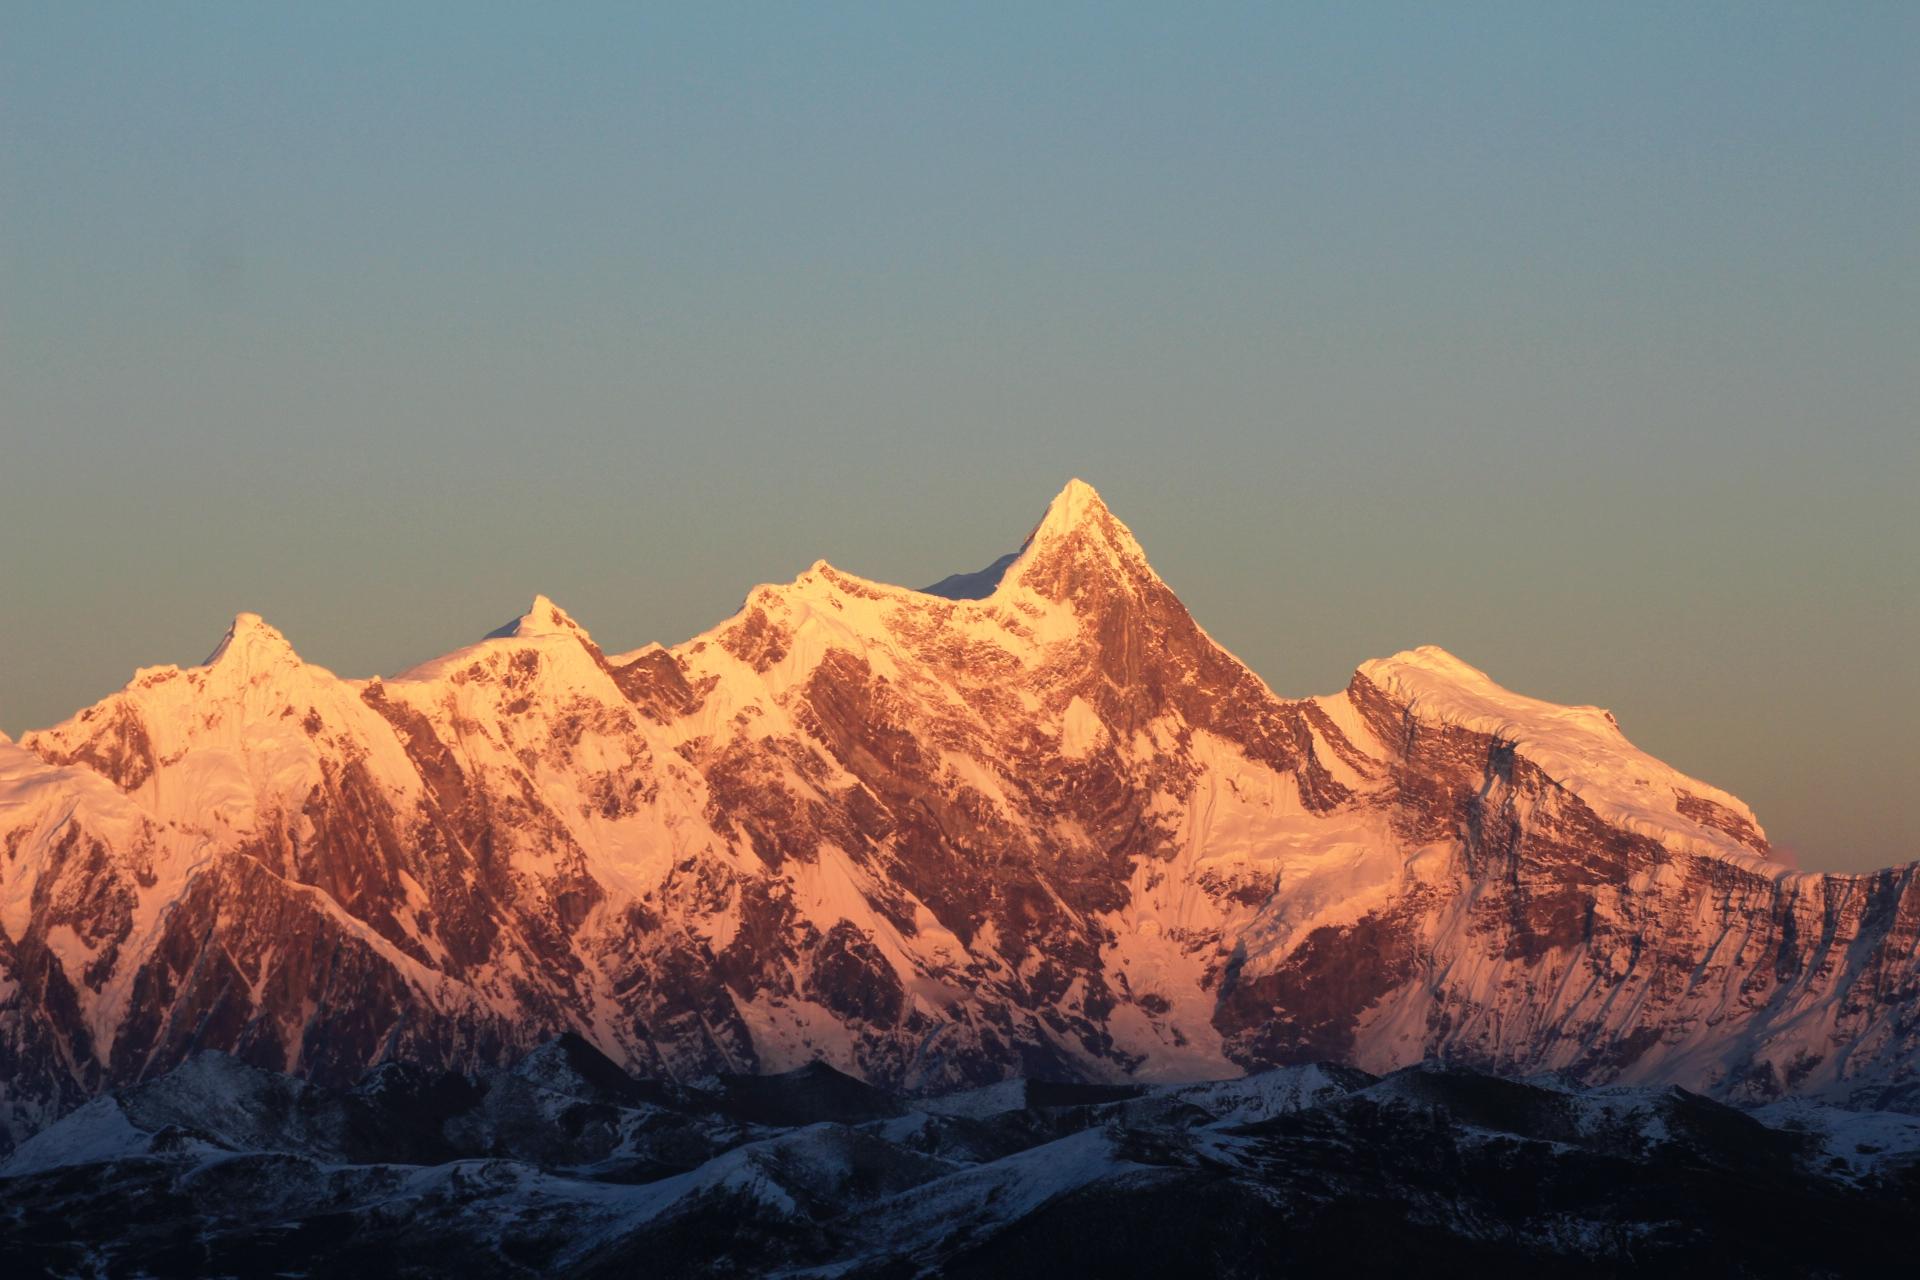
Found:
<box><xmin>1</xmin><ymin>479</ymin><xmax>1916</xmax><ymax>1152</ymax></box>
<box><xmin>6</xmin><ymin>1043</ymin><xmax>1917</xmax><ymax>1277</ymax></box>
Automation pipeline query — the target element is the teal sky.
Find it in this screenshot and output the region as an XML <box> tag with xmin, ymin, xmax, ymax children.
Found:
<box><xmin>2</xmin><ymin>3</ymin><xmax>1914</xmax><ymax>870</ymax></box>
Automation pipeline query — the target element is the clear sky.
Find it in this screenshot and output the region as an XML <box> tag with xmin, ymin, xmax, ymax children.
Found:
<box><xmin>2</xmin><ymin>3</ymin><xmax>1914</xmax><ymax>870</ymax></box>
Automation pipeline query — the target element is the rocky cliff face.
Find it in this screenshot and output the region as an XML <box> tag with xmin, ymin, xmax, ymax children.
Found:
<box><xmin>2</xmin><ymin>480</ymin><xmax>1916</xmax><ymax>1150</ymax></box>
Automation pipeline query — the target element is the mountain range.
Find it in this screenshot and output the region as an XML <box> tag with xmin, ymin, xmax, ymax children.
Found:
<box><xmin>8</xmin><ymin>1036</ymin><xmax>1918</xmax><ymax>1276</ymax></box>
<box><xmin>3</xmin><ymin>479</ymin><xmax>1916</xmax><ymax>1156</ymax></box>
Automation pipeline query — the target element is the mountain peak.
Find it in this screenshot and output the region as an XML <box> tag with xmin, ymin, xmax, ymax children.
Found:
<box><xmin>1005</xmin><ymin>477</ymin><xmax>1156</xmax><ymax>599</ymax></box>
<box><xmin>202</xmin><ymin>612</ymin><xmax>300</xmax><ymax>670</ymax></box>
<box><xmin>1031</xmin><ymin>477</ymin><xmax>1110</xmax><ymax>539</ymax></box>
<box><xmin>922</xmin><ymin>479</ymin><xmax>1153</xmax><ymax>601</ymax></box>
<box><xmin>1019</xmin><ymin>478</ymin><xmax>1148</xmax><ymax>563</ymax></box>
<box><xmin>485</xmin><ymin>595</ymin><xmax>589</xmax><ymax>643</ymax></box>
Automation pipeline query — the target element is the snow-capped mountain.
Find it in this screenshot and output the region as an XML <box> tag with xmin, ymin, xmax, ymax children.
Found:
<box><xmin>6</xmin><ymin>1039</ymin><xmax>1918</xmax><ymax>1276</ymax></box>
<box><xmin>3</xmin><ymin>479</ymin><xmax>1917</xmax><ymax>1150</ymax></box>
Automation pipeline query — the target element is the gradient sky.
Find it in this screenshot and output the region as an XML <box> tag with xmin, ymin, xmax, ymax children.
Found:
<box><xmin>2</xmin><ymin>3</ymin><xmax>1914</xmax><ymax>870</ymax></box>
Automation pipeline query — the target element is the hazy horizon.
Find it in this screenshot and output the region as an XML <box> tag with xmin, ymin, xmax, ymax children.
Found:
<box><xmin>3</xmin><ymin>4</ymin><xmax>1914</xmax><ymax>871</ymax></box>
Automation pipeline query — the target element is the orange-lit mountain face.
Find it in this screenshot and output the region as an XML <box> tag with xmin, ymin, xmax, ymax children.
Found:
<box><xmin>2</xmin><ymin>480</ymin><xmax>1915</xmax><ymax>1150</ymax></box>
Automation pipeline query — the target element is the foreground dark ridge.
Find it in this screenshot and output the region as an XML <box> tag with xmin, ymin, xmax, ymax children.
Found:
<box><xmin>4</xmin><ymin>1037</ymin><xmax>1918</xmax><ymax>1278</ymax></box>
<box><xmin>2</xmin><ymin>479</ymin><xmax>1917</xmax><ymax>1155</ymax></box>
